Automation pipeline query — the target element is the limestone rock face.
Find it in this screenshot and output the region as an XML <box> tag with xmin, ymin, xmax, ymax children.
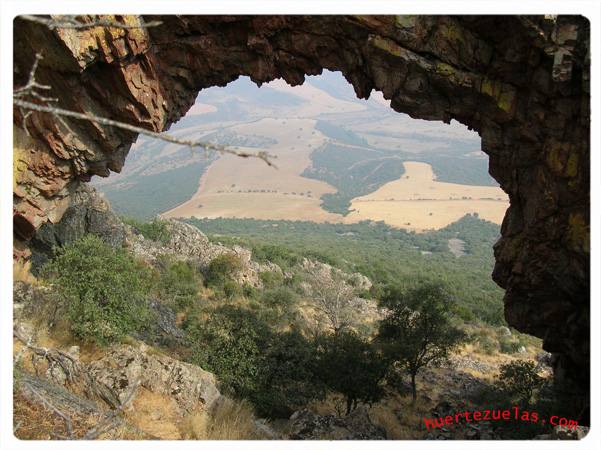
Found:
<box><xmin>130</xmin><ymin>219</ymin><xmax>280</xmax><ymax>287</ymax></box>
<box><xmin>87</xmin><ymin>344</ymin><xmax>221</xmax><ymax>414</ymax></box>
<box><xmin>13</xmin><ymin>15</ymin><xmax>590</xmax><ymax>414</ymax></box>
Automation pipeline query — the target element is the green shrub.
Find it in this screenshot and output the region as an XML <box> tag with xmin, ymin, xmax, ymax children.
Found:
<box><xmin>258</xmin><ymin>270</ymin><xmax>284</xmax><ymax>289</ymax></box>
<box><xmin>242</xmin><ymin>283</ymin><xmax>259</xmax><ymax>299</ymax></box>
<box><xmin>496</xmin><ymin>360</ymin><xmax>544</xmax><ymax>406</ymax></box>
<box><xmin>41</xmin><ymin>235</ymin><xmax>153</xmax><ymax>345</ymax></box>
<box><xmin>499</xmin><ymin>337</ymin><xmax>521</xmax><ymax>354</ymax></box>
<box><xmin>252</xmin><ymin>331</ymin><xmax>324</xmax><ymax>418</ymax></box>
<box><xmin>123</xmin><ymin>217</ymin><xmax>171</xmax><ymax>244</ymax></box>
<box><xmin>205</xmin><ymin>253</ymin><xmax>244</xmax><ymax>287</ymax></box>
<box><xmin>185</xmin><ymin>305</ymin><xmax>272</xmax><ymax>398</ymax></box>
<box><xmin>157</xmin><ymin>257</ymin><xmax>202</xmax><ymax>310</ymax></box>
<box><xmin>186</xmin><ymin>306</ymin><xmax>323</xmax><ymax>418</ymax></box>
<box><xmin>252</xmin><ymin>244</ymin><xmax>300</xmax><ymax>269</ymax></box>
<box><xmin>223</xmin><ymin>279</ymin><xmax>243</xmax><ymax>299</ymax></box>
<box><xmin>478</xmin><ymin>336</ymin><xmax>499</xmax><ymax>355</ymax></box>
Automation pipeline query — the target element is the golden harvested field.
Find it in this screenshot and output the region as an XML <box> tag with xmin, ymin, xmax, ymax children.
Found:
<box><xmin>163</xmin><ymin>117</ymin><xmax>342</xmax><ymax>222</ymax></box>
<box><xmin>344</xmin><ymin>161</ymin><xmax>509</xmax><ymax>231</ymax></box>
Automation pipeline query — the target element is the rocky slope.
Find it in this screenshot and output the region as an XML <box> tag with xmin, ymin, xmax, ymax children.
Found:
<box><xmin>27</xmin><ymin>184</ymin><xmax>281</xmax><ymax>288</ymax></box>
<box><xmin>13</xmin><ymin>15</ymin><xmax>590</xmax><ymax>419</ymax></box>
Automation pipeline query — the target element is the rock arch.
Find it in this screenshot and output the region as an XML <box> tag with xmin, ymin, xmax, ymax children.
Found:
<box><xmin>13</xmin><ymin>15</ymin><xmax>590</xmax><ymax>416</ymax></box>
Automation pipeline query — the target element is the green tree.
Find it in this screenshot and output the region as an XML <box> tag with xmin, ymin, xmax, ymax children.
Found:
<box><xmin>315</xmin><ymin>330</ymin><xmax>386</xmax><ymax>415</ymax></box>
<box><xmin>41</xmin><ymin>235</ymin><xmax>153</xmax><ymax>345</ymax></box>
<box><xmin>496</xmin><ymin>360</ymin><xmax>544</xmax><ymax>406</ymax></box>
<box><xmin>377</xmin><ymin>282</ymin><xmax>466</xmax><ymax>403</ymax></box>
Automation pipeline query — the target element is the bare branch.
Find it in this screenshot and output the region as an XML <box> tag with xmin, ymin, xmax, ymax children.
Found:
<box><xmin>82</xmin><ymin>379</ymin><xmax>140</xmax><ymax>440</ymax></box>
<box><xmin>19</xmin><ymin>15</ymin><xmax>163</xmax><ymax>30</ymax></box>
<box><xmin>20</xmin><ymin>379</ymin><xmax>74</xmax><ymax>438</ymax></box>
<box><xmin>13</xmin><ymin>99</ymin><xmax>278</xmax><ymax>167</ymax></box>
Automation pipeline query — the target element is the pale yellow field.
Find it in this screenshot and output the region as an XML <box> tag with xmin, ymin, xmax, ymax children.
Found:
<box><xmin>344</xmin><ymin>161</ymin><xmax>508</xmax><ymax>231</ymax></box>
<box><xmin>163</xmin><ymin>117</ymin><xmax>342</xmax><ymax>222</ymax></box>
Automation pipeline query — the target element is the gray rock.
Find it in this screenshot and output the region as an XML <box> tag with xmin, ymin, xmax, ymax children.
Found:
<box><xmin>288</xmin><ymin>407</ymin><xmax>386</xmax><ymax>440</ymax></box>
<box><xmin>88</xmin><ymin>344</ymin><xmax>221</xmax><ymax>414</ymax></box>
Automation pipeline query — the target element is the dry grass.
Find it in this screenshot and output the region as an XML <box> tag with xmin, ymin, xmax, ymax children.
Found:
<box><xmin>126</xmin><ymin>388</ymin><xmax>182</xmax><ymax>439</ymax></box>
<box><xmin>179</xmin><ymin>397</ymin><xmax>263</xmax><ymax>440</ymax></box>
<box><xmin>13</xmin><ymin>260</ymin><xmax>37</xmax><ymax>285</ymax></box>
<box><xmin>309</xmin><ymin>392</ymin><xmax>432</xmax><ymax>440</ymax></box>
<box><xmin>369</xmin><ymin>394</ymin><xmax>432</xmax><ymax>439</ymax></box>
<box><xmin>13</xmin><ymin>389</ymin><xmax>98</xmax><ymax>440</ymax></box>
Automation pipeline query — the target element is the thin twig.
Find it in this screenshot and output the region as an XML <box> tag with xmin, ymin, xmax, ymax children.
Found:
<box><xmin>19</xmin><ymin>15</ymin><xmax>162</xmax><ymax>30</ymax></box>
<box><xmin>13</xmin><ymin>99</ymin><xmax>277</xmax><ymax>166</ymax></box>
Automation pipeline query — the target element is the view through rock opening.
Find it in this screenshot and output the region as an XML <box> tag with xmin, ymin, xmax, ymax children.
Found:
<box><xmin>93</xmin><ymin>70</ymin><xmax>508</xmax><ymax>232</ymax></box>
<box><xmin>12</xmin><ymin>15</ymin><xmax>590</xmax><ymax>438</ymax></box>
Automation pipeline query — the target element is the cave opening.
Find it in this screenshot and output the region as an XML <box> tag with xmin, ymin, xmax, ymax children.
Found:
<box><xmin>13</xmin><ymin>15</ymin><xmax>590</xmax><ymax>428</ymax></box>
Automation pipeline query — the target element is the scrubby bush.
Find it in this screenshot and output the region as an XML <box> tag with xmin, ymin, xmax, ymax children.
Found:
<box><xmin>258</xmin><ymin>270</ymin><xmax>284</xmax><ymax>289</ymax></box>
<box><xmin>186</xmin><ymin>305</ymin><xmax>271</xmax><ymax>398</ymax></box>
<box><xmin>252</xmin><ymin>244</ymin><xmax>300</xmax><ymax>269</ymax></box>
<box><xmin>496</xmin><ymin>360</ymin><xmax>544</xmax><ymax>406</ymax></box>
<box><xmin>222</xmin><ymin>279</ymin><xmax>243</xmax><ymax>299</ymax></box>
<box><xmin>41</xmin><ymin>235</ymin><xmax>153</xmax><ymax>345</ymax></box>
<box><xmin>186</xmin><ymin>306</ymin><xmax>323</xmax><ymax>418</ymax></box>
<box><xmin>205</xmin><ymin>253</ymin><xmax>244</xmax><ymax>287</ymax></box>
<box><xmin>499</xmin><ymin>337</ymin><xmax>522</xmax><ymax>354</ymax></box>
<box><xmin>156</xmin><ymin>257</ymin><xmax>202</xmax><ymax>310</ymax></box>
<box><xmin>123</xmin><ymin>217</ymin><xmax>171</xmax><ymax>244</ymax></box>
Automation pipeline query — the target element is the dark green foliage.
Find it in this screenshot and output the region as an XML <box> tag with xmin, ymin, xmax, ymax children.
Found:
<box><xmin>188</xmin><ymin>215</ymin><xmax>506</xmax><ymax>325</ymax></box>
<box><xmin>421</xmin><ymin>153</ymin><xmax>498</xmax><ymax>187</ymax></box>
<box><xmin>496</xmin><ymin>360</ymin><xmax>544</xmax><ymax>406</ymax></box>
<box><xmin>185</xmin><ymin>306</ymin><xmax>322</xmax><ymax>418</ymax></box>
<box><xmin>222</xmin><ymin>279</ymin><xmax>243</xmax><ymax>299</ymax></box>
<box><xmin>156</xmin><ymin>257</ymin><xmax>202</xmax><ymax>310</ymax></box>
<box><xmin>258</xmin><ymin>286</ymin><xmax>300</xmax><ymax>325</ymax></box>
<box><xmin>258</xmin><ymin>270</ymin><xmax>285</xmax><ymax>289</ymax></box>
<box><xmin>186</xmin><ymin>305</ymin><xmax>271</xmax><ymax>398</ymax></box>
<box><xmin>253</xmin><ymin>331</ymin><xmax>325</xmax><ymax>418</ymax></box>
<box><xmin>315</xmin><ymin>330</ymin><xmax>387</xmax><ymax>415</ymax></box>
<box><xmin>252</xmin><ymin>244</ymin><xmax>300</xmax><ymax>269</ymax></box>
<box><xmin>499</xmin><ymin>337</ymin><xmax>522</xmax><ymax>354</ymax></box>
<box><xmin>302</xmin><ymin>143</ymin><xmax>407</xmax><ymax>215</ymax></box>
<box><xmin>314</xmin><ymin>120</ymin><xmax>369</xmax><ymax>146</ymax></box>
<box><xmin>377</xmin><ymin>282</ymin><xmax>466</xmax><ymax>402</ymax></box>
<box><xmin>123</xmin><ymin>217</ymin><xmax>172</xmax><ymax>244</ymax></box>
<box><xmin>41</xmin><ymin>235</ymin><xmax>153</xmax><ymax>345</ymax></box>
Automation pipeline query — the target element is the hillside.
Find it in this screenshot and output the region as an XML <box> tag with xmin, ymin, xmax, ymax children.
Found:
<box><xmin>14</xmin><ymin>190</ymin><xmax>558</xmax><ymax>440</ymax></box>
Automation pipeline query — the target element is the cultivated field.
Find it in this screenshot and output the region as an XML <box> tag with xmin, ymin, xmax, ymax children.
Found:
<box><xmin>163</xmin><ymin>118</ymin><xmax>342</xmax><ymax>222</ymax></box>
<box><xmin>344</xmin><ymin>161</ymin><xmax>508</xmax><ymax>231</ymax></box>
